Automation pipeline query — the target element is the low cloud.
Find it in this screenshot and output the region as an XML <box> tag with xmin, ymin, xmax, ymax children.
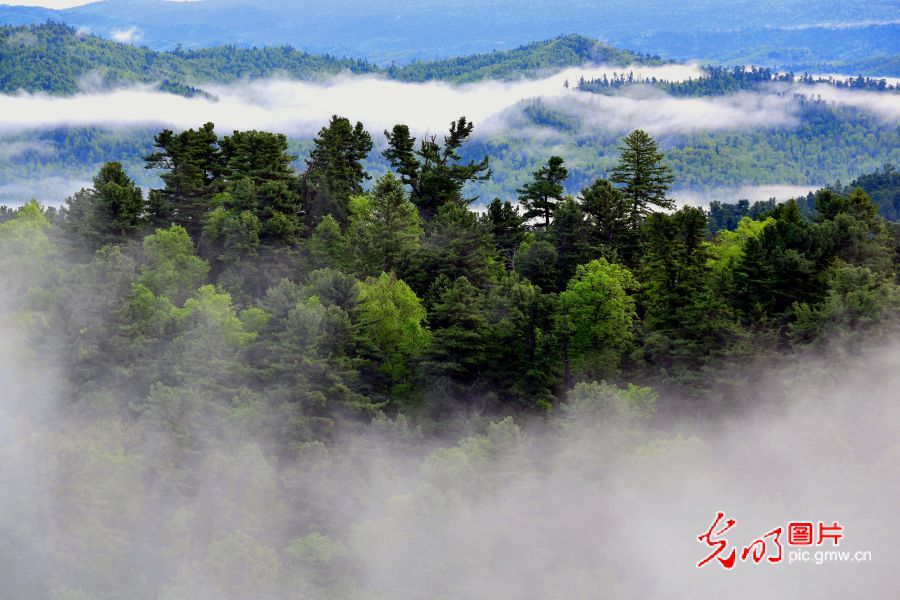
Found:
<box><xmin>0</xmin><ymin>140</ymin><xmax>55</xmax><ymax>161</ymax></box>
<box><xmin>673</xmin><ymin>184</ymin><xmax>823</xmax><ymax>208</ymax></box>
<box><xmin>0</xmin><ymin>67</ymin><xmax>894</xmax><ymax>142</ymax></box>
<box><xmin>0</xmin><ymin>175</ymin><xmax>92</xmax><ymax>207</ymax></box>
<box><xmin>110</xmin><ymin>26</ymin><xmax>143</xmax><ymax>44</ymax></box>
<box><xmin>805</xmin><ymin>84</ymin><xmax>900</xmax><ymax>122</ymax></box>
<box><xmin>528</xmin><ymin>89</ymin><xmax>802</xmax><ymax>136</ymax></box>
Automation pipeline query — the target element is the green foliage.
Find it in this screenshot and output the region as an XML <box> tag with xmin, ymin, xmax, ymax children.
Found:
<box><xmin>0</xmin><ymin>200</ymin><xmax>56</xmax><ymax>304</ymax></box>
<box><xmin>306</xmin><ymin>215</ymin><xmax>348</xmax><ymax>271</ymax></box>
<box><xmin>848</xmin><ymin>164</ymin><xmax>899</xmax><ymax>221</ymax></box>
<box><xmin>60</xmin><ymin>161</ymin><xmax>146</xmax><ymax>251</ymax></box>
<box><xmin>559</xmin><ymin>259</ymin><xmax>639</xmax><ymax>379</ymax></box>
<box><xmin>562</xmin><ymin>380</ymin><xmax>656</xmax><ymax>426</ymax></box>
<box><xmin>485</xmin><ymin>198</ymin><xmax>526</xmax><ymax>267</ymax></box>
<box><xmin>517</xmin><ymin>155</ymin><xmax>568</xmax><ymax>228</ymax></box>
<box><xmin>390</xmin><ymin>34</ymin><xmax>653</xmax><ymax>83</ymax></box>
<box><xmin>144</xmin><ymin>122</ymin><xmax>223</xmax><ymax>238</ymax></box>
<box><xmin>357</xmin><ymin>272</ymin><xmax>430</xmax><ymax>402</ymax></box>
<box><xmin>610</xmin><ymin>129</ymin><xmax>675</xmax><ymax>233</ymax></box>
<box><xmin>404</xmin><ymin>203</ymin><xmax>501</xmax><ymax>298</ymax></box>
<box><xmin>139</xmin><ymin>225</ymin><xmax>209</xmax><ymax>304</ymax></box>
<box><xmin>301</xmin><ymin>115</ymin><xmax>373</xmax><ymax>226</ymax></box>
<box><xmin>515</xmin><ymin>236</ymin><xmax>559</xmax><ymax>292</ymax></box>
<box><xmin>345</xmin><ymin>173</ymin><xmax>423</xmax><ymax>277</ymax></box>
<box><xmin>579</xmin><ymin>65</ymin><xmax>897</xmax><ymax>96</ymax></box>
<box><xmin>578</xmin><ymin>178</ymin><xmax>630</xmax><ymax>259</ymax></box>
<box><xmin>2</xmin><ymin>113</ymin><xmax>899</xmax><ymax>600</ymax></box>
<box><xmin>423</xmin><ymin>276</ymin><xmax>490</xmax><ymax>391</ymax></box>
<box><xmin>0</xmin><ymin>22</ymin><xmax>377</xmax><ymax>96</ymax></box>
<box><xmin>790</xmin><ymin>265</ymin><xmax>900</xmax><ymax>345</ymax></box>
<box><xmin>383</xmin><ymin>117</ymin><xmax>491</xmax><ymax>220</ymax></box>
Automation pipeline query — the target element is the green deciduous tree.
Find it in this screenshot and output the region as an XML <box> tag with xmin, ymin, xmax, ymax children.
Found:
<box><xmin>356</xmin><ymin>272</ymin><xmax>430</xmax><ymax>402</ymax></box>
<box><xmin>139</xmin><ymin>225</ymin><xmax>210</xmax><ymax>305</ymax></box>
<box><xmin>558</xmin><ymin>258</ymin><xmax>638</xmax><ymax>379</ymax></box>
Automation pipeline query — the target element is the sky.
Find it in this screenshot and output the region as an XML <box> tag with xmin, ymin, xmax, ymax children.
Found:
<box><xmin>1</xmin><ymin>0</ymin><xmax>95</xmax><ymax>7</ymax></box>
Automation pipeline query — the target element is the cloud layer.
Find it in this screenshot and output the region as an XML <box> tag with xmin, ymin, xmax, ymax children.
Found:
<box><xmin>0</xmin><ymin>66</ymin><xmax>896</xmax><ymax>142</ymax></box>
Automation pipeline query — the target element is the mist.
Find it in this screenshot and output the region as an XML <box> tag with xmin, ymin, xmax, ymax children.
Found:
<box><xmin>0</xmin><ymin>175</ymin><xmax>93</xmax><ymax>206</ymax></box>
<box><xmin>672</xmin><ymin>184</ymin><xmax>823</xmax><ymax>208</ymax></box>
<box><xmin>1</xmin><ymin>65</ymin><xmax>895</xmax><ymax>142</ymax></box>
<box><xmin>0</xmin><ymin>224</ymin><xmax>897</xmax><ymax>599</ymax></box>
<box><xmin>1</xmin><ymin>64</ymin><xmax>895</xmax><ymax>209</ymax></box>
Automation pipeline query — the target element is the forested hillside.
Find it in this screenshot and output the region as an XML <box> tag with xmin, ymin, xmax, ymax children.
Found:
<box><xmin>0</xmin><ymin>24</ymin><xmax>649</xmax><ymax>95</ymax></box>
<box><xmin>3</xmin><ymin>119</ymin><xmax>897</xmax><ymax>405</ymax></box>
<box><xmin>2</xmin><ymin>23</ymin><xmax>898</xmax><ymax>210</ymax></box>
<box><xmin>1</xmin><ymin>117</ymin><xmax>897</xmax><ymax>597</ymax></box>
<box><xmin>578</xmin><ymin>65</ymin><xmax>897</xmax><ymax>95</ymax></box>
<box><xmin>472</xmin><ymin>97</ymin><xmax>900</xmax><ymax>214</ymax></box>
<box><xmin>0</xmin><ymin>22</ymin><xmax>378</xmax><ymax>95</ymax></box>
<box><xmin>0</xmin><ymin>0</ymin><xmax>897</xmax><ymax>73</ymax></box>
<box><xmin>388</xmin><ymin>34</ymin><xmax>657</xmax><ymax>82</ymax></box>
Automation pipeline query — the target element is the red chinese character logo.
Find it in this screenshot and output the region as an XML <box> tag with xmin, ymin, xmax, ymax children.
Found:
<box><xmin>741</xmin><ymin>528</ymin><xmax>783</xmax><ymax>564</ymax></box>
<box><xmin>697</xmin><ymin>511</ymin><xmax>736</xmax><ymax>569</ymax></box>
<box><xmin>818</xmin><ymin>522</ymin><xmax>843</xmax><ymax>546</ymax></box>
<box><xmin>787</xmin><ymin>522</ymin><xmax>814</xmax><ymax>545</ymax></box>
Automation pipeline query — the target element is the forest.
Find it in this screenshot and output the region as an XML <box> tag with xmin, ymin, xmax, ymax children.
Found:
<box><xmin>0</xmin><ymin>24</ymin><xmax>649</xmax><ymax>96</ymax></box>
<box><xmin>3</xmin><ymin>23</ymin><xmax>899</xmax><ymax>208</ymax></box>
<box><xmin>577</xmin><ymin>65</ymin><xmax>898</xmax><ymax>95</ymax></box>
<box><xmin>1</xmin><ymin>114</ymin><xmax>898</xmax><ymax>599</ymax></box>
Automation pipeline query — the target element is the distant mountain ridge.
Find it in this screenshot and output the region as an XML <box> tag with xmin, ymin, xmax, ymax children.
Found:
<box><xmin>0</xmin><ymin>0</ymin><xmax>897</xmax><ymax>73</ymax></box>
<box><xmin>0</xmin><ymin>24</ymin><xmax>653</xmax><ymax>96</ymax></box>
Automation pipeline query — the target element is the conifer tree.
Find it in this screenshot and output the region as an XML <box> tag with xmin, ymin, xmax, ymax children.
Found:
<box><xmin>517</xmin><ymin>156</ymin><xmax>568</xmax><ymax>228</ymax></box>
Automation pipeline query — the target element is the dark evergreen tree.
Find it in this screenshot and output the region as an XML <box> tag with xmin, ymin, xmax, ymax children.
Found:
<box><xmin>60</xmin><ymin>161</ymin><xmax>146</xmax><ymax>251</ymax></box>
<box><xmin>484</xmin><ymin>198</ymin><xmax>526</xmax><ymax>269</ymax></box>
<box><xmin>517</xmin><ymin>155</ymin><xmax>568</xmax><ymax>228</ymax></box>
<box><xmin>579</xmin><ymin>178</ymin><xmax>630</xmax><ymax>255</ymax></box>
<box><xmin>609</xmin><ymin>129</ymin><xmax>675</xmax><ymax>237</ymax></box>
<box><xmin>301</xmin><ymin>115</ymin><xmax>372</xmax><ymax>226</ymax></box>
<box><xmin>383</xmin><ymin>117</ymin><xmax>491</xmax><ymax>220</ymax></box>
<box><xmin>549</xmin><ymin>198</ymin><xmax>591</xmax><ymax>288</ymax></box>
<box><xmin>144</xmin><ymin>122</ymin><xmax>223</xmax><ymax>243</ymax></box>
<box><xmin>403</xmin><ymin>203</ymin><xmax>499</xmax><ymax>301</ymax></box>
<box><xmin>423</xmin><ymin>276</ymin><xmax>490</xmax><ymax>394</ymax></box>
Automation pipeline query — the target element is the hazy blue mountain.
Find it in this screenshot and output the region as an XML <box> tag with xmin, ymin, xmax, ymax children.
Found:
<box><xmin>0</xmin><ymin>24</ymin><xmax>652</xmax><ymax>96</ymax></box>
<box><xmin>0</xmin><ymin>0</ymin><xmax>897</xmax><ymax>73</ymax></box>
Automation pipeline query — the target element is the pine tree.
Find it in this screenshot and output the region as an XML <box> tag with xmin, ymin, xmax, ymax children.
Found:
<box><xmin>61</xmin><ymin>161</ymin><xmax>146</xmax><ymax>251</ymax></box>
<box><xmin>549</xmin><ymin>198</ymin><xmax>591</xmax><ymax>288</ymax></box>
<box><xmin>517</xmin><ymin>155</ymin><xmax>568</xmax><ymax>228</ymax></box>
<box><xmin>485</xmin><ymin>198</ymin><xmax>525</xmax><ymax>268</ymax></box>
<box><xmin>144</xmin><ymin>122</ymin><xmax>223</xmax><ymax>242</ymax></box>
<box><xmin>383</xmin><ymin>117</ymin><xmax>491</xmax><ymax>220</ymax></box>
<box><xmin>579</xmin><ymin>177</ymin><xmax>630</xmax><ymax>257</ymax></box>
<box><xmin>609</xmin><ymin>130</ymin><xmax>674</xmax><ymax>232</ymax></box>
<box><xmin>301</xmin><ymin>115</ymin><xmax>372</xmax><ymax>226</ymax></box>
<box><xmin>346</xmin><ymin>173</ymin><xmax>423</xmax><ymax>276</ymax></box>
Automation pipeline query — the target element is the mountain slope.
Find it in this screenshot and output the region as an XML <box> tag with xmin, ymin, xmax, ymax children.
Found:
<box><xmin>389</xmin><ymin>35</ymin><xmax>657</xmax><ymax>82</ymax></box>
<box><xmin>0</xmin><ymin>22</ymin><xmax>378</xmax><ymax>95</ymax></box>
<box><xmin>0</xmin><ymin>24</ymin><xmax>652</xmax><ymax>96</ymax></box>
<box><xmin>0</xmin><ymin>0</ymin><xmax>897</xmax><ymax>70</ymax></box>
